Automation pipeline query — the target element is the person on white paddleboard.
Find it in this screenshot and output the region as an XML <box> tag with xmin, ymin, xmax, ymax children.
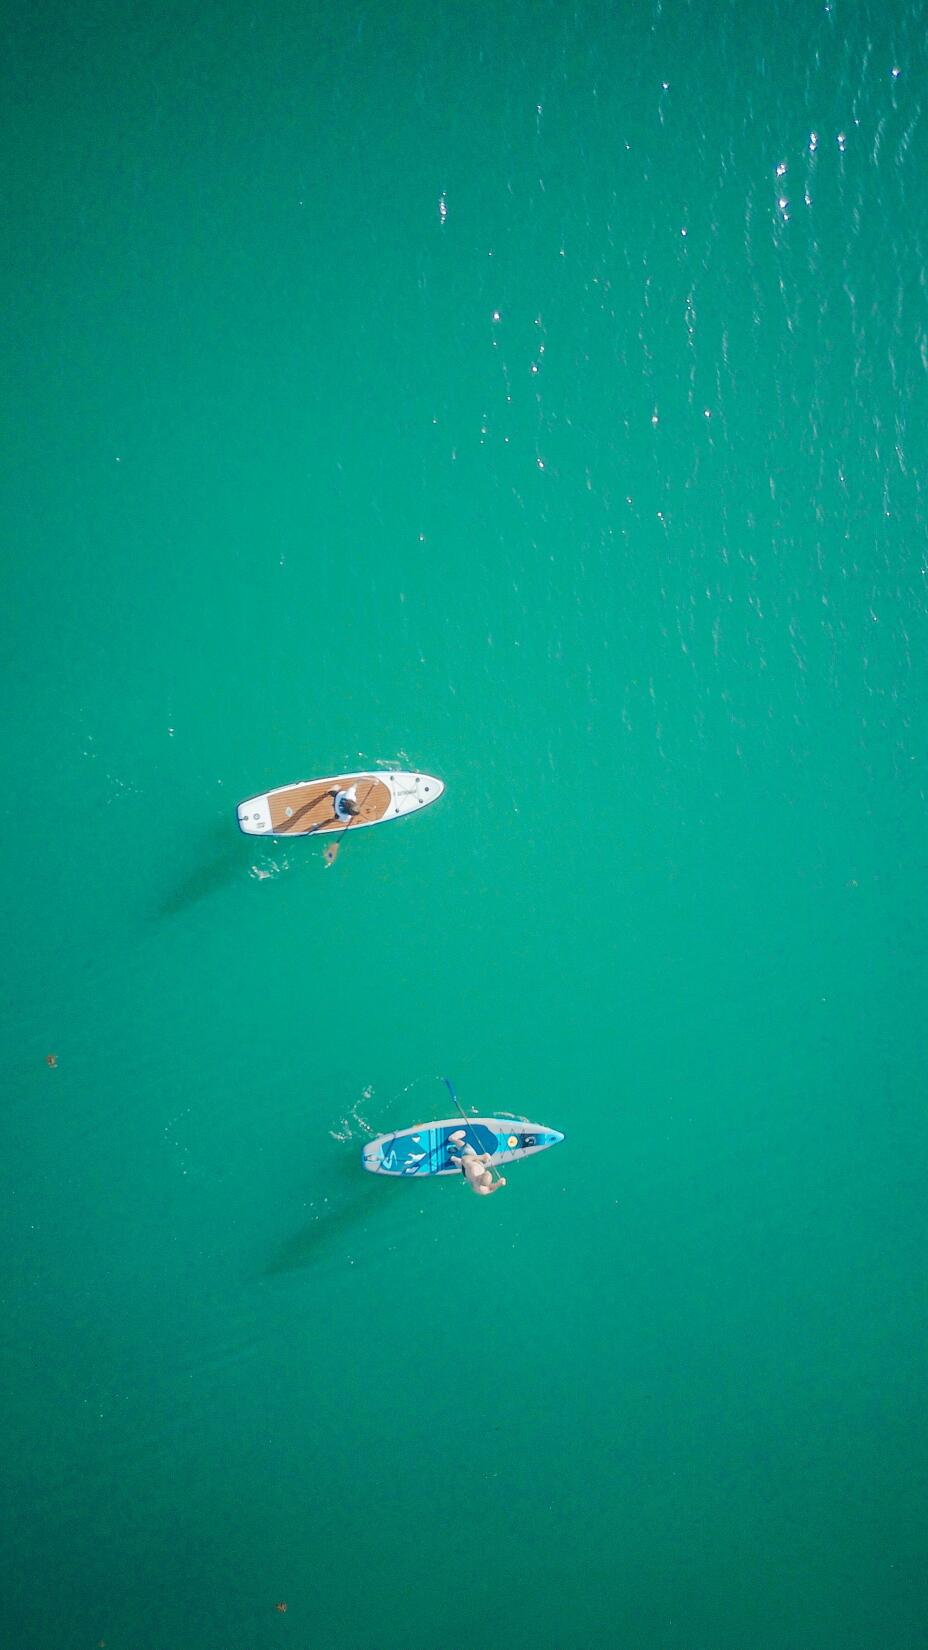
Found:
<box><xmin>332</xmin><ymin>787</ymin><xmax>360</xmax><ymax>823</ymax></box>
<box><xmin>449</xmin><ymin>1133</ymin><xmax>506</xmax><ymax>1196</ymax></box>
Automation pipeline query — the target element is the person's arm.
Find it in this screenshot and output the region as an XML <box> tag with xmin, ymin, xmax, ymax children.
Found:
<box><xmin>449</xmin><ymin>1154</ymin><xmax>463</xmax><ymax>1168</ymax></box>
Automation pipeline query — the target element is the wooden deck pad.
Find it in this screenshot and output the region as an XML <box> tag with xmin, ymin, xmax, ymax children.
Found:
<box><xmin>268</xmin><ymin>775</ymin><xmax>392</xmax><ymax>835</ymax></box>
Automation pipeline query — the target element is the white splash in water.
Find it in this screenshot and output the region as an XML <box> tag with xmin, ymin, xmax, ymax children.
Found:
<box><xmin>249</xmin><ymin>855</ymin><xmax>291</xmax><ymax>881</ymax></box>
<box><xmin>330</xmin><ymin>1088</ymin><xmax>376</xmax><ymax>1142</ymax></box>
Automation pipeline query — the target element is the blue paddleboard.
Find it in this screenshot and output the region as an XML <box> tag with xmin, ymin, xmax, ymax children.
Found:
<box><xmin>362</xmin><ymin>1117</ymin><xmax>565</xmax><ymax>1177</ymax></box>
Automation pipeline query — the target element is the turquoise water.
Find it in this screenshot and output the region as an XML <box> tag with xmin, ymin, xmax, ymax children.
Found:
<box><xmin>4</xmin><ymin>3</ymin><xmax>928</xmax><ymax>1646</ymax></box>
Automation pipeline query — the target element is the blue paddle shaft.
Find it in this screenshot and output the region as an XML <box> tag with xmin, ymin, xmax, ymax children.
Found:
<box><xmin>442</xmin><ymin>1076</ymin><xmax>499</xmax><ymax>1177</ymax></box>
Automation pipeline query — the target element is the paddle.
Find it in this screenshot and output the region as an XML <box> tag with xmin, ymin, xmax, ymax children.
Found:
<box><xmin>323</xmin><ymin>781</ymin><xmax>376</xmax><ymax>868</ymax></box>
<box><xmin>442</xmin><ymin>1075</ymin><xmax>504</xmax><ymax>1186</ymax></box>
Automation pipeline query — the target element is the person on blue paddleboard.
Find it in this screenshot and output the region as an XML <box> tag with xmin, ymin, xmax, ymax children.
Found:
<box><xmin>449</xmin><ymin>1132</ymin><xmax>506</xmax><ymax>1196</ymax></box>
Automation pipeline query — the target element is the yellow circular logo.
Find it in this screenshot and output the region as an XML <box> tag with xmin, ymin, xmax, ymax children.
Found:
<box><xmin>507</xmin><ymin>1134</ymin><xmax>518</xmax><ymax>1149</ymax></box>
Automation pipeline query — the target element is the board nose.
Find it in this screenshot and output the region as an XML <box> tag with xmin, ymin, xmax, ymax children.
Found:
<box><xmin>415</xmin><ymin>772</ymin><xmax>444</xmax><ymax>802</ymax></box>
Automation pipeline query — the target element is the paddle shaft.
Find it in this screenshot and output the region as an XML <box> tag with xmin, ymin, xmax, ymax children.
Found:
<box><xmin>323</xmin><ymin>780</ymin><xmax>376</xmax><ymax>864</ymax></box>
<box><xmin>442</xmin><ymin>1076</ymin><xmax>502</xmax><ymax>1185</ymax></box>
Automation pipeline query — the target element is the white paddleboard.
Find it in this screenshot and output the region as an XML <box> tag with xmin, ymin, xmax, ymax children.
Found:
<box><xmin>236</xmin><ymin>769</ymin><xmax>444</xmax><ymax>837</ymax></box>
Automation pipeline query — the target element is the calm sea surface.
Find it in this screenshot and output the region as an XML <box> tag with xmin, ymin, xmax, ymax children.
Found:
<box><xmin>3</xmin><ymin>2</ymin><xmax>928</xmax><ymax>1646</ymax></box>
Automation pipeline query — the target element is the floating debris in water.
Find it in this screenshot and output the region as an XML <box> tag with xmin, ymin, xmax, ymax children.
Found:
<box><xmin>46</xmin><ymin>1054</ymin><xmax>57</xmax><ymax>1068</ymax></box>
<box><xmin>275</xmin><ymin>1601</ymin><xmax>288</xmax><ymax>1612</ymax></box>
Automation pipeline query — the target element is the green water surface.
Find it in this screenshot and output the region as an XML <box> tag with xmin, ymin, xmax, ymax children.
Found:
<box><xmin>3</xmin><ymin>3</ymin><xmax>928</xmax><ymax>1646</ymax></box>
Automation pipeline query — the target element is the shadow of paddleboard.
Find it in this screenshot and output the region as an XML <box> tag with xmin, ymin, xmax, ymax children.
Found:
<box><xmin>264</xmin><ymin>1154</ymin><xmax>421</xmax><ymax>1275</ymax></box>
<box><xmin>265</xmin><ymin>1189</ymin><xmax>382</xmax><ymax>1275</ymax></box>
<box><xmin>156</xmin><ymin>822</ymin><xmax>251</xmax><ymax>919</ymax></box>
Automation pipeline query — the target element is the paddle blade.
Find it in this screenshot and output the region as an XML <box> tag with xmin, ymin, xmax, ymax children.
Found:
<box><xmin>323</xmin><ymin>842</ymin><xmax>340</xmax><ymax>867</ymax></box>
